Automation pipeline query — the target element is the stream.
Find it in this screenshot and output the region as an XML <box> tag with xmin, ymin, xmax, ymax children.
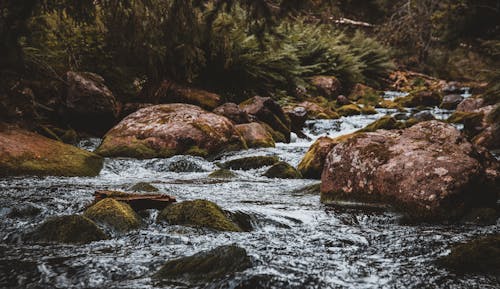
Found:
<box><xmin>1</xmin><ymin>93</ymin><xmax>499</xmax><ymax>289</ymax></box>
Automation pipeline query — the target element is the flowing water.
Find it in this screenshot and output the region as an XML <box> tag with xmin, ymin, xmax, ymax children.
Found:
<box><xmin>0</xmin><ymin>103</ymin><xmax>499</xmax><ymax>289</ymax></box>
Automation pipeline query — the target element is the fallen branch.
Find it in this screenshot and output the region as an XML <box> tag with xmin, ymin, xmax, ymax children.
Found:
<box><xmin>92</xmin><ymin>190</ymin><xmax>176</xmax><ymax>211</ymax></box>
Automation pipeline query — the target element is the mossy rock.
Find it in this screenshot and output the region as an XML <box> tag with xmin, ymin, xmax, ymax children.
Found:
<box><xmin>157</xmin><ymin>200</ymin><xmax>242</xmax><ymax>232</ymax></box>
<box><xmin>361</xmin><ymin>105</ymin><xmax>378</xmax><ymax>115</ymax></box>
<box><xmin>154</xmin><ymin>245</ymin><xmax>252</xmax><ymax>282</ymax></box>
<box><xmin>337</xmin><ymin>104</ymin><xmax>362</xmax><ymax>117</ymax></box>
<box><xmin>447</xmin><ymin>111</ymin><xmax>484</xmax><ymax>124</ymax></box>
<box><xmin>0</xmin><ymin>128</ymin><xmax>103</xmax><ymax>177</ymax></box>
<box><xmin>167</xmin><ymin>157</ymin><xmax>206</xmax><ymax>173</ymax></box>
<box><xmin>208</xmin><ymin>169</ymin><xmax>237</xmax><ymax>179</ymax></box>
<box><xmin>129</xmin><ymin>182</ymin><xmax>159</xmax><ymax>192</ymax></box>
<box><xmin>263</xmin><ymin>162</ymin><xmax>302</xmax><ymax>179</ymax></box>
<box><xmin>84</xmin><ymin>198</ymin><xmax>142</xmax><ymax>233</ymax></box>
<box><xmin>438</xmin><ymin>235</ymin><xmax>500</xmax><ymax>275</ymax></box>
<box><xmin>357</xmin><ymin>115</ymin><xmax>401</xmax><ymax>133</ymax></box>
<box><xmin>348</xmin><ymin>83</ymin><xmax>379</xmax><ymax>104</ymax></box>
<box><xmin>60</xmin><ymin>129</ymin><xmax>78</xmax><ymax>144</ymax></box>
<box><xmin>395</xmin><ymin>90</ymin><xmax>442</xmax><ymax>108</ymax></box>
<box><xmin>219</xmin><ymin>156</ymin><xmax>280</xmax><ymax>170</ymax></box>
<box><xmin>29</xmin><ymin>215</ymin><xmax>107</xmax><ymax>244</ymax></box>
<box><xmin>259</xmin><ymin>122</ymin><xmax>287</xmax><ymax>143</ymax></box>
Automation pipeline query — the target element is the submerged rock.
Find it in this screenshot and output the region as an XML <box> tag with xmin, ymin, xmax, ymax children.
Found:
<box><xmin>263</xmin><ymin>162</ymin><xmax>302</xmax><ymax>179</ymax></box>
<box><xmin>0</xmin><ymin>126</ymin><xmax>103</xmax><ymax>177</ymax></box>
<box><xmin>167</xmin><ymin>156</ymin><xmax>206</xmax><ymax>173</ymax></box>
<box><xmin>235</xmin><ymin>122</ymin><xmax>275</xmax><ymax>148</ymax></box>
<box><xmin>438</xmin><ymin>235</ymin><xmax>500</xmax><ymax>275</ymax></box>
<box><xmin>154</xmin><ymin>245</ymin><xmax>252</xmax><ymax>282</ymax></box>
<box><xmin>321</xmin><ymin>121</ymin><xmax>499</xmax><ymax>221</ymax></box>
<box><xmin>84</xmin><ymin>198</ymin><xmax>142</xmax><ymax>233</ymax></box>
<box><xmin>157</xmin><ymin>200</ymin><xmax>242</xmax><ymax>232</ymax></box>
<box><xmin>130</xmin><ymin>182</ymin><xmax>159</xmax><ymax>192</ymax></box>
<box><xmin>29</xmin><ymin>215</ymin><xmax>107</xmax><ymax>244</ymax></box>
<box><xmin>95</xmin><ymin>104</ymin><xmax>246</xmax><ymax>159</ymax></box>
<box><xmin>220</xmin><ymin>156</ymin><xmax>280</xmax><ymax>170</ymax></box>
<box><xmin>213</xmin><ymin>103</ymin><xmax>251</xmax><ymax>124</ymax></box>
<box><xmin>240</xmin><ymin>96</ymin><xmax>291</xmax><ymax>143</ymax></box>
<box><xmin>208</xmin><ymin>169</ymin><xmax>237</xmax><ymax>179</ymax></box>
<box><xmin>65</xmin><ymin>71</ymin><xmax>120</xmax><ymax>135</ymax></box>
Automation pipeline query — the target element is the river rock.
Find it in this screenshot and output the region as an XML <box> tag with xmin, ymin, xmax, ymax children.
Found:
<box><xmin>240</xmin><ymin>96</ymin><xmax>291</xmax><ymax>143</ymax></box>
<box><xmin>213</xmin><ymin>103</ymin><xmax>251</xmax><ymax>124</ymax></box>
<box><xmin>336</xmin><ymin>95</ymin><xmax>351</xmax><ymax>106</ymax></box>
<box><xmin>65</xmin><ymin>71</ymin><xmax>120</xmax><ymax>135</ymax></box>
<box><xmin>321</xmin><ymin>121</ymin><xmax>499</xmax><ymax>221</ymax></box>
<box><xmin>395</xmin><ymin>90</ymin><xmax>442</xmax><ymax>108</ymax></box>
<box><xmin>0</xmin><ymin>125</ymin><xmax>103</xmax><ymax>177</ymax></box>
<box><xmin>348</xmin><ymin>83</ymin><xmax>379</xmax><ymax>104</ymax></box>
<box><xmin>157</xmin><ymin>200</ymin><xmax>242</xmax><ymax>232</ymax></box>
<box><xmin>440</xmin><ymin>94</ymin><xmax>464</xmax><ymax>110</ymax></box>
<box><xmin>457</xmin><ymin>97</ymin><xmax>485</xmax><ymax>112</ymax></box>
<box><xmin>154</xmin><ymin>81</ymin><xmax>222</xmax><ymax>110</ymax></box>
<box><xmin>438</xmin><ymin>235</ymin><xmax>500</xmax><ymax>275</ymax></box>
<box><xmin>296</xmin><ymin>101</ymin><xmax>339</xmax><ymax>119</ymax></box>
<box><xmin>285</xmin><ymin>106</ymin><xmax>307</xmax><ymax>137</ymax></box>
<box><xmin>154</xmin><ymin>245</ymin><xmax>252</xmax><ymax>282</ymax></box>
<box><xmin>219</xmin><ymin>156</ymin><xmax>280</xmax><ymax>170</ymax></box>
<box><xmin>95</xmin><ymin>104</ymin><xmax>246</xmax><ymax>158</ymax></box>
<box><xmin>92</xmin><ymin>190</ymin><xmax>176</xmax><ymax>211</ymax></box>
<box><xmin>310</xmin><ymin>76</ymin><xmax>342</xmax><ymax>99</ymax></box>
<box><xmin>84</xmin><ymin>198</ymin><xmax>142</xmax><ymax>233</ymax></box>
<box><xmin>29</xmin><ymin>215</ymin><xmax>107</xmax><ymax>244</ymax></box>
<box><xmin>337</xmin><ymin>104</ymin><xmax>362</xmax><ymax>116</ymax></box>
<box><xmin>235</xmin><ymin>122</ymin><xmax>275</xmax><ymax>148</ymax></box>
<box><xmin>263</xmin><ymin>162</ymin><xmax>302</xmax><ymax>179</ymax></box>
<box><xmin>298</xmin><ymin>137</ymin><xmax>339</xmax><ymax>179</ymax></box>
<box><xmin>130</xmin><ymin>182</ymin><xmax>159</xmax><ymax>192</ymax></box>
<box><xmin>208</xmin><ymin>169</ymin><xmax>237</xmax><ymax>179</ymax></box>
<box><xmin>411</xmin><ymin>111</ymin><xmax>435</xmax><ymax>122</ymax></box>
<box><xmin>358</xmin><ymin>115</ymin><xmax>401</xmax><ymax>133</ymax></box>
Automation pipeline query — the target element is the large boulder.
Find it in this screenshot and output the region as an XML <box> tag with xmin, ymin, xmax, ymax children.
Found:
<box><xmin>213</xmin><ymin>103</ymin><xmax>251</xmax><ymax>124</ymax></box>
<box><xmin>65</xmin><ymin>71</ymin><xmax>120</xmax><ymax>135</ymax></box>
<box><xmin>240</xmin><ymin>96</ymin><xmax>291</xmax><ymax>143</ymax></box>
<box><xmin>154</xmin><ymin>245</ymin><xmax>252</xmax><ymax>282</ymax></box>
<box><xmin>438</xmin><ymin>235</ymin><xmax>500</xmax><ymax>275</ymax></box>
<box><xmin>95</xmin><ymin>104</ymin><xmax>246</xmax><ymax>158</ymax></box>
<box><xmin>29</xmin><ymin>215</ymin><xmax>107</xmax><ymax>244</ymax></box>
<box><xmin>310</xmin><ymin>76</ymin><xmax>342</xmax><ymax>99</ymax></box>
<box><xmin>84</xmin><ymin>198</ymin><xmax>142</xmax><ymax>233</ymax></box>
<box><xmin>0</xmin><ymin>125</ymin><xmax>103</xmax><ymax>177</ymax></box>
<box><xmin>321</xmin><ymin>121</ymin><xmax>499</xmax><ymax>221</ymax></box>
<box><xmin>235</xmin><ymin>123</ymin><xmax>275</xmax><ymax>148</ymax></box>
<box><xmin>154</xmin><ymin>81</ymin><xmax>222</xmax><ymax>110</ymax></box>
<box><xmin>157</xmin><ymin>200</ymin><xmax>242</xmax><ymax>232</ymax></box>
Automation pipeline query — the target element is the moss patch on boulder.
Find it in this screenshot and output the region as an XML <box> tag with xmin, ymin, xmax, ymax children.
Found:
<box><xmin>130</xmin><ymin>182</ymin><xmax>159</xmax><ymax>192</ymax></box>
<box><xmin>337</xmin><ymin>104</ymin><xmax>362</xmax><ymax>117</ymax></box>
<box><xmin>0</xmin><ymin>127</ymin><xmax>103</xmax><ymax>177</ymax></box>
<box><xmin>358</xmin><ymin>115</ymin><xmax>402</xmax><ymax>133</ymax></box>
<box><xmin>30</xmin><ymin>215</ymin><xmax>107</xmax><ymax>244</ymax></box>
<box><xmin>84</xmin><ymin>198</ymin><xmax>142</xmax><ymax>233</ymax></box>
<box><xmin>157</xmin><ymin>200</ymin><xmax>242</xmax><ymax>232</ymax></box>
<box><xmin>438</xmin><ymin>235</ymin><xmax>500</xmax><ymax>275</ymax></box>
<box><xmin>154</xmin><ymin>245</ymin><xmax>252</xmax><ymax>282</ymax></box>
<box><xmin>219</xmin><ymin>156</ymin><xmax>280</xmax><ymax>170</ymax></box>
<box><xmin>208</xmin><ymin>169</ymin><xmax>237</xmax><ymax>179</ymax></box>
<box><xmin>263</xmin><ymin>162</ymin><xmax>302</xmax><ymax>179</ymax></box>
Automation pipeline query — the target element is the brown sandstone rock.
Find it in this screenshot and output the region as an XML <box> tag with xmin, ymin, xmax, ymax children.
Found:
<box><xmin>213</xmin><ymin>103</ymin><xmax>251</xmax><ymax>124</ymax></box>
<box><xmin>95</xmin><ymin>104</ymin><xmax>246</xmax><ymax>158</ymax></box>
<box><xmin>321</xmin><ymin>121</ymin><xmax>498</xmax><ymax>220</ymax></box>
<box><xmin>310</xmin><ymin>76</ymin><xmax>342</xmax><ymax>99</ymax></box>
<box><xmin>154</xmin><ymin>81</ymin><xmax>222</xmax><ymax>110</ymax></box>
<box><xmin>235</xmin><ymin>122</ymin><xmax>275</xmax><ymax>148</ymax></box>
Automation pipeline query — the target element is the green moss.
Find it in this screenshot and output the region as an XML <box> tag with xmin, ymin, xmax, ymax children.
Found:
<box><xmin>60</xmin><ymin>129</ymin><xmax>78</xmax><ymax>144</ymax></box>
<box><xmin>185</xmin><ymin>146</ymin><xmax>209</xmax><ymax>158</ymax></box>
<box><xmin>395</xmin><ymin>90</ymin><xmax>442</xmax><ymax>108</ymax></box>
<box><xmin>130</xmin><ymin>182</ymin><xmax>159</xmax><ymax>192</ymax></box>
<box><xmin>84</xmin><ymin>198</ymin><xmax>142</xmax><ymax>233</ymax></box>
<box><xmin>361</xmin><ymin>105</ymin><xmax>378</xmax><ymax>115</ymax></box>
<box><xmin>30</xmin><ymin>215</ymin><xmax>107</xmax><ymax>244</ymax></box>
<box><xmin>219</xmin><ymin>156</ymin><xmax>280</xmax><ymax>170</ymax></box>
<box><xmin>154</xmin><ymin>245</ymin><xmax>252</xmax><ymax>282</ymax></box>
<box><xmin>208</xmin><ymin>169</ymin><xmax>237</xmax><ymax>179</ymax></box>
<box><xmin>438</xmin><ymin>235</ymin><xmax>500</xmax><ymax>275</ymax></box>
<box><xmin>447</xmin><ymin>111</ymin><xmax>484</xmax><ymax>124</ymax></box>
<box><xmin>157</xmin><ymin>200</ymin><xmax>242</xmax><ymax>232</ymax></box>
<box><xmin>357</xmin><ymin>115</ymin><xmax>400</xmax><ymax>132</ymax></box>
<box><xmin>376</xmin><ymin>100</ymin><xmax>404</xmax><ymax>110</ymax></box>
<box><xmin>95</xmin><ymin>137</ymin><xmax>161</xmax><ymax>159</ymax></box>
<box><xmin>337</xmin><ymin>104</ymin><xmax>362</xmax><ymax>116</ymax></box>
<box><xmin>263</xmin><ymin>162</ymin><xmax>302</xmax><ymax>179</ymax></box>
